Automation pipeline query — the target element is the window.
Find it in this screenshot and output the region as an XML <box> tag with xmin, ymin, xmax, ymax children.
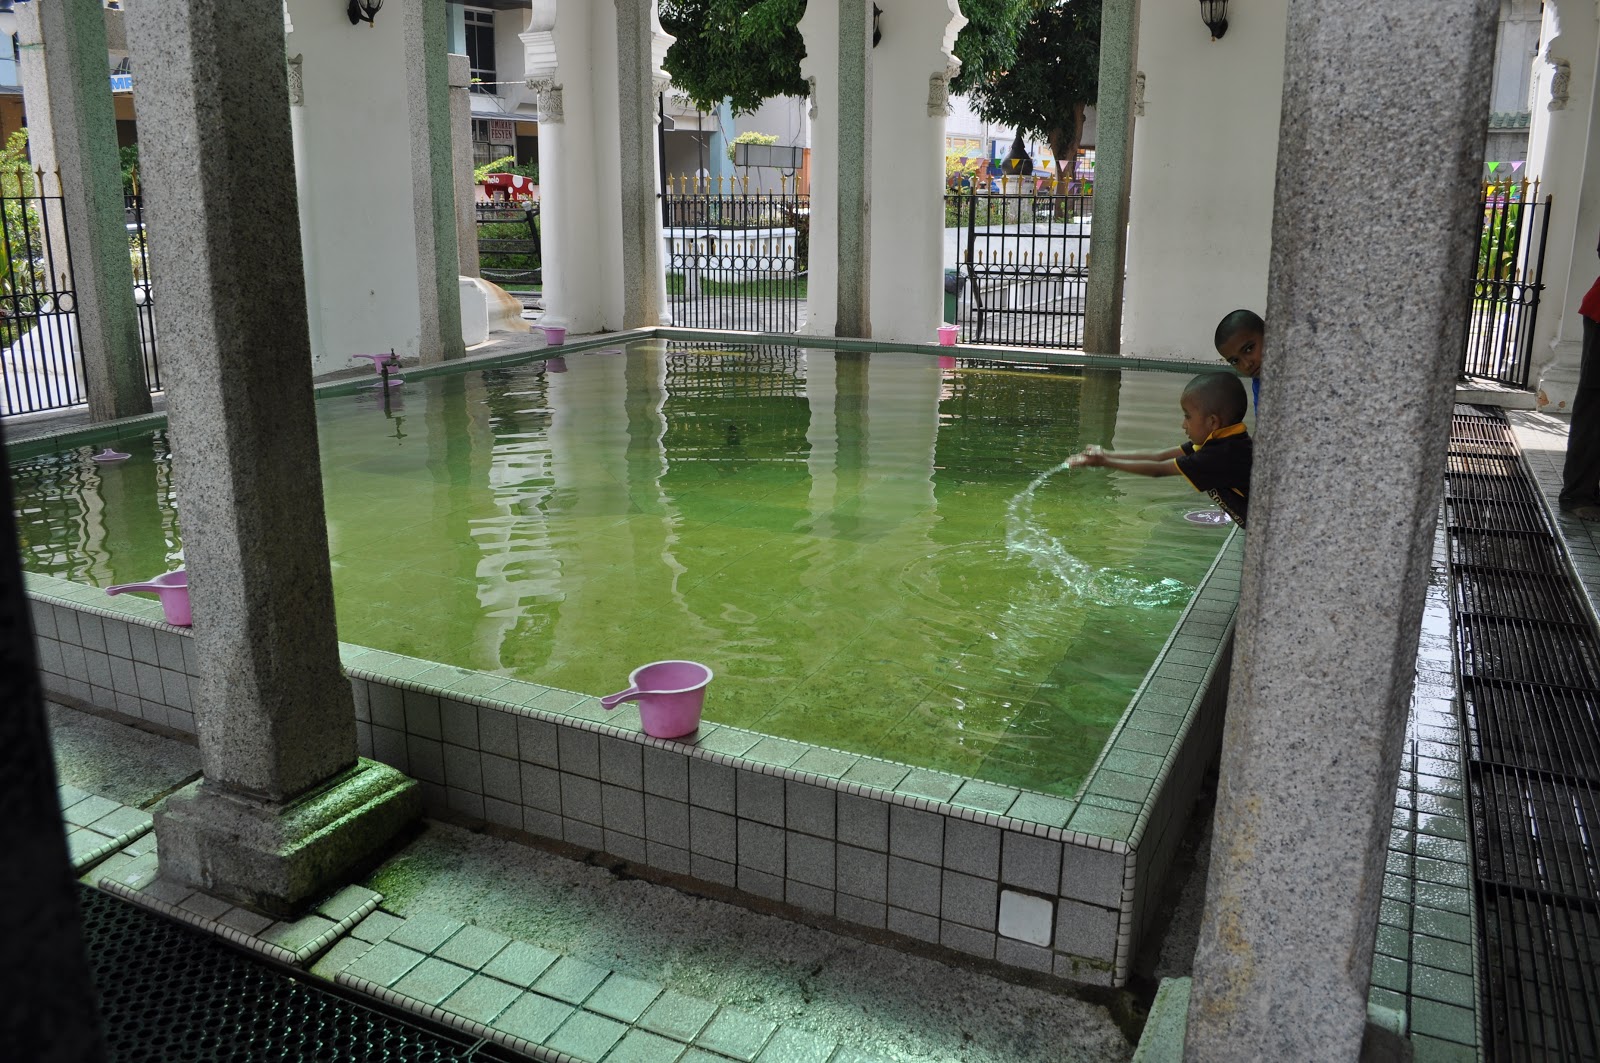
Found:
<box><xmin>472</xmin><ymin>119</ymin><xmax>514</xmax><ymax>168</ymax></box>
<box><xmin>465</xmin><ymin>9</ymin><xmax>496</xmax><ymax>95</ymax></box>
<box><xmin>945</xmin><ymin>135</ymin><xmax>984</xmax><ymax>158</ymax></box>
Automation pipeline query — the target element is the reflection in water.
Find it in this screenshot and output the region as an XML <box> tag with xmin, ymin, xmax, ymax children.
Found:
<box><xmin>9</xmin><ymin>345</ymin><xmax>1228</xmax><ymax>794</ymax></box>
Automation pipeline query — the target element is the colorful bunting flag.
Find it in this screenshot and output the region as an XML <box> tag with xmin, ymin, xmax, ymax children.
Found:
<box><xmin>1487</xmin><ymin>161</ymin><xmax>1501</xmax><ymax>172</ymax></box>
<box><xmin>1511</xmin><ymin>160</ymin><xmax>1524</xmax><ymax>172</ymax></box>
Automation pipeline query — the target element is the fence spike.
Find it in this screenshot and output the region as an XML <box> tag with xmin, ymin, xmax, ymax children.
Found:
<box><xmin>741</xmin><ymin>174</ymin><xmax>750</xmax><ymax>194</ymax></box>
<box><xmin>779</xmin><ymin>173</ymin><xmax>789</xmax><ymax>194</ymax></box>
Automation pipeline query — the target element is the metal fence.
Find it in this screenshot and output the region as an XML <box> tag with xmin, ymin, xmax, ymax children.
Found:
<box><xmin>476</xmin><ymin>200</ymin><xmax>541</xmax><ymax>287</ymax></box>
<box><xmin>0</xmin><ymin>170</ymin><xmax>83</xmax><ymax>417</ymax></box>
<box><xmin>948</xmin><ymin>188</ymin><xmax>1093</xmax><ymax>349</ymax></box>
<box><xmin>1461</xmin><ymin>179</ymin><xmax>1550</xmax><ymax>390</ymax></box>
<box><xmin>126</xmin><ymin>192</ymin><xmax>159</xmax><ymax>391</ymax></box>
<box><xmin>664</xmin><ymin>176</ymin><xmax>808</xmax><ymax>334</ymax></box>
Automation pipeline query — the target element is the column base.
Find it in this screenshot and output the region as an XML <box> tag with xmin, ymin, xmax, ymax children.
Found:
<box><xmin>1536</xmin><ymin>341</ymin><xmax>1584</xmax><ymax>413</ymax></box>
<box><xmin>154</xmin><ymin>758</ymin><xmax>420</xmax><ymax>918</ymax></box>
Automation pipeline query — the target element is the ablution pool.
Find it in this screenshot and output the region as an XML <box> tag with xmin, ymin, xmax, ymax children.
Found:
<box><xmin>12</xmin><ymin>341</ymin><xmax>1231</xmax><ymax>796</ymax></box>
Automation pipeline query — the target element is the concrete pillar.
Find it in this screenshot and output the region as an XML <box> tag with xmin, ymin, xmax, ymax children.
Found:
<box><xmin>867</xmin><ymin>0</ymin><xmax>963</xmax><ymax>344</ymax></box>
<box><xmin>450</xmin><ymin>54</ymin><xmax>479</xmax><ymax>279</ymax></box>
<box><xmin>1183</xmin><ymin>2</ymin><xmax>1499</xmax><ymax>1060</ymax></box>
<box><xmin>125</xmin><ymin>0</ymin><xmax>417</xmax><ymax>917</ymax></box>
<box><xmin>798</xmin><ymin>0</ymin><xmax>872</xmax><ymax>337</ymax></box>
<box><xmin>406</xmin><ymin>0</ymin><xmax>466</xmax><ymax>362</ymax></box>
<box><xmin>614</xmin><ymin>0</ymin><xmax>670</xmax><ymax>329</ymax></box>
<box><xmin>1123</xmin><ymin>1</ymin><xmax>1288</xmax><ymax>361</ymax></box>
<box><xmin>0</xmin><ymin>421</ymin><xmax>107</xmax><ymax>1063</ymax></box>
<box><xmin>33</xmin><ymin>0</ymin><xmax>149</xmax><ymax>421</ymax></box>
<box><xmin>1083</xmin><ymin>0</ymin><xmax>1140</xmax><ymax>354</ymax></box>
<box><xmin>1528</xmin><ymin>0</ymin><xmax>1600</xmax><ymax>409</ymax></box>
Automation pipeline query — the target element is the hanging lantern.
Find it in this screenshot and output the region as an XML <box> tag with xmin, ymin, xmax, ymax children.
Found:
<box><xmin>1199</xmin><ymin>0</ymin><xmax>1229</xmax><ymax>40</ymax></box>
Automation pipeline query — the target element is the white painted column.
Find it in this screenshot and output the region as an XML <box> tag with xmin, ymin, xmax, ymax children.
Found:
<box><xmin>866</xmin><ymin>0</ymin><xmax>964</xmax><ymax>344</ymax></box>
<box><xmin>1528</xmin><ymin>0</ymin><xmax>1600</xmax><ymax>410</ymax></box>
<box><xmin>798</xmin><ymin>7</ymin><xmax>840</xmax><ymax>337</ymax></box>
<box><xmin>1123</xmin><ymin>1</ymin><xmax>1288</xmax><ymax>361</ymax></box>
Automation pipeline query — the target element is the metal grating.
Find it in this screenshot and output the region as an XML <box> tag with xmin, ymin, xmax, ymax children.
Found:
<box><xmin>1454</xmin><ymin>570</ymin><xmax>1591</xmax><ymax>627</ymax></box>
<box><xmin>1465</xmin><ymin>683</ymin><xmax>1600</xmax><ymax>782</ymax></box>
<box><xmin>1449</xmin><ymin>528</ymin><xmax>1571</xmax><ymax>577</ymax></box>
<box><xmin>79</xmin><ymin>885</ymin><xmax>526</xmax><ymax>1062</ymax></box>
<box><xmin>1458</xmin><ymin>617</ymin><xmax>1600</xmax><ymax>691</ymax></box>
<box><xmin>1445</xmin><ymin>497</ymin><xmax>1553</xmax><ymax>536</ymax></box>
<box><xmin>1446</xmin><ymin>471</ymin><xmax>1544</xmax><ymax>505</ymax></box>
<box><xmin>1471</xmin><ymin>764</ymin><xmax>1600</xmax><ymax>899</ymax></box>
<box><xmin>1445</xmin><ymin>405</ymin><xmax>1600</xmax><ymax>1061</ymax></box>
<box><xmin>1479</xmin><ymin>886</ymin><xmax>1600</xmax><ymax>1063</ymax></box>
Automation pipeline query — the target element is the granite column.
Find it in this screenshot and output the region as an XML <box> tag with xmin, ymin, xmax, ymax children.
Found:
<box><xmin>1183</xmin><ymin>2</ymin><xmax>1499</xmax><ymax>1060</ymax></box>
<box><xmin>449</xmin><ymin>54</ymin><xmax>479</xmax><ymax>279</ymax></box>
<box><xmin>614</xmin><ymin>0</ymin><xmax>671</xmax><ymax>329</ymax></box>
<box><xmin>33</xmin><ymin>0</ymin><xmax>149</xmax><ymax>421</ymax></box>
<box><xmin>1082</xmin><ymin>0</ymin><xmax>1139</xmax><ymax>354</ymax></box>
<box><xmin>125</xmin><ymin>0</ymin><xmax>417</xmax><ymax>916</ymax></box>
<box><xmin>406</xmin><ymin>0</ymin><xmax>466</xmax><ymax>362</ymax></box>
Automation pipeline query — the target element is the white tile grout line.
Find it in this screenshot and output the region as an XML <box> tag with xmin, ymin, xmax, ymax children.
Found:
<box><xmin>334</xmin><ymin>971</ymin><xmax>576</xmax><ymax>1063</ymax></box>
<box><xmin>96</xmin><ymin>878</ymin><xmax>383</xmax><ymax>968</ymax></box>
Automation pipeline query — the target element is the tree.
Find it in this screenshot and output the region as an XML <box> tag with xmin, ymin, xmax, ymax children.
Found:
<box><xmin>659</xmin><ymin>0</ymin><xmax>808</xmax><ymax>115</ymax></box>
<box><xmin>964</xmin><ymin>0</ymin><xmax>1102</xmax><ymax>187</ymax></box>
<box><xmin>661</xmin><ymin>0</ymin><xmax>1030</xmax><ymax>116</ymax></box>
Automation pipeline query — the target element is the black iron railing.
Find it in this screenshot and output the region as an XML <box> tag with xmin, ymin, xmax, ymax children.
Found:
<box><xmin>663</xmin><ymin>177</ymin><xmax>808</xmax><ymax>334</ymax></box>
<box><xmin>948</xmin><ymin>186</ymin><xmax>1094</xmax><ymax>349</ymax></box>
<box><xmin>125</xmin><ymin>191</ymin><xmax>159</xmax><ymax>391</ymax></box>
<box><xmin>0</xmin><ymin>169</ymin><xmax>84</xmax><ymax>416</ymax></box>
<box><xmin>475</xmin><ymin>200</ymin><xmax>541</xmax><ymax>287</ymax></box>
<box><xmin>1461</xmin><ymin>180</ymin><xmax>1551</xmax><ymax>390</ymax></box>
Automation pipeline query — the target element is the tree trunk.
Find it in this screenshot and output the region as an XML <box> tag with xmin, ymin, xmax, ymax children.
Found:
<box><xmin>1048</xmin><ymin>100</ymin><xmax>1088</xmax><ymax>190</ymax></box>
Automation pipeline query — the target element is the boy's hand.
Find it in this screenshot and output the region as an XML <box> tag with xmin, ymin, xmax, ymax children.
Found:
<box><xmin>1068</xmin><ymin>445</ymin><xmax>1106</xmax><ymax>468</ymax></box>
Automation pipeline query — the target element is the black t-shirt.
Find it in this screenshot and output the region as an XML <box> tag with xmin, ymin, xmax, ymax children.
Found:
<box><xmin>1176</xmin><ymin>423</ymin><xmax>1252</xmax><ymax>527</ymax></box>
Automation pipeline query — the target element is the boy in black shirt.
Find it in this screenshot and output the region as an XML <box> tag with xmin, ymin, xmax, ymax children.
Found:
<box><xmin>1068</xmin><ymin>372</ymin><xmax>1253</xmax><ymax>527</ymax></box>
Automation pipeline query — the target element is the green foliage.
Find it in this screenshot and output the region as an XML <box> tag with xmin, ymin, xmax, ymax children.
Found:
<box><xmin>948</xmin><ymin>0</ymin><xmax>1033</xmax><ymax>96</ymax></box>
<box><xmin>727</xmin><ymin>130</ymin><xmax>779</xmax><ymax>165</ymax></box>
<box><xmin>659</xmin><ymin>0</ymin><xmax>809</xmax><ymax>115</ymax></box>
<box><xmin>120</xmin><ymin>143</ymin><xmax>140</xmax><ymax>196</ymax></box>
<box><xmin>0</xmin><ymin>130</ymin><xmax>41</xmax><ymax>307</ymax></box>
<box><xmin>474</xmin><ymin>155</ymin><xmax>539</xmax><ymax>184</ymax></box>
<box><xmin>965</xmin><ymin>0</ymin><xmax>1102</xmax><ymax>181</ymax></box>
<box><xmin>1478</xmin><ymin>194</ymin><xmax>1524</xmax><ymax>279</ymax></box>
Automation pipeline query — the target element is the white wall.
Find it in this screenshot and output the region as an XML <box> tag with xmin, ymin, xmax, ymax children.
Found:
<box><xmin>1122</xmin><ymin>1</ymin><xmax>1288</xmax><ymax>361</ymax></box>
<box><xmin>287</xmin><ymin>0</ymin><xmax>422</xmax><ymax>374</ymax></box>
<box><xmin>732</xmin><ymin>96</ymin><xmax>809</xmax><ymax>194</ymax></box>
<box><xmin>1491</xmin><ymin>0</ymin><xmax>1542</xmax><ymax>114</ymax></box>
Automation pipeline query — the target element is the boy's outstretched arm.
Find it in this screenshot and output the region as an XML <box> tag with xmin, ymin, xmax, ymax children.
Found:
<box><xmin>1068</xmin><ymin>444</ymin><xmax>1185</xmax><ymax>478</ymax></box>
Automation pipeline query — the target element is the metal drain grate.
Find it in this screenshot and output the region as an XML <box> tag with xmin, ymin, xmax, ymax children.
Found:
<box><xmin>1458</xmin><ymin>616</ymin><xmax>1600</xmax><ymax>691</ymax></box>
<box><xmin>1479</xmin><ymin>885</ymin><xmax>1600</xmax><ymax>1063</ymax></box>
<box><xmin>78</xmin><ymin>885</ymin><xmax>525</xmax><ymax>1062</ymax></box>
<box><xmin>1445</xmin><ymin>405</ymin><xmax>1600</xmax><ymax>1061</ymax></box>
<box><xmin>1465</xmin><ymin>683</ymin><xmax>1600</xmax><ymax>782</ymax></box>
<box><xmin>1446</xmin><ymin>471</ymin><xmax>1545</xmax><ymax>505</ymax></box>
<box><xmin>1471</xmin><ymin>764</ymin><xmax>1600</xmax><ymax>899</ymax></box>
<box><xmin>1445</xmin><ymin>497</ymin><xmax>1553</xmax><ymax>536</ymax></box>
<box><xmin>1454</xmin><ymin>570</ymin><xmax>1591</xmax><ymax>627</ymax></box>
<box><xmin>1449</xmin><ymin>528</ymin><xmax>1571</xmax><ymax>577</ymax></box>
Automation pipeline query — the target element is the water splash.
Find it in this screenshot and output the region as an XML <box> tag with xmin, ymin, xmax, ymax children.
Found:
<box><xmin>1004</xmin><ymin>461</ymin><xmax>1189</xmax><ymax>607</ymax></box>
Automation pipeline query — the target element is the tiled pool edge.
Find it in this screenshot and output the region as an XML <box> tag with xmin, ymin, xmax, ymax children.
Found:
<box><xmin>25</xmin><ymin>527</ymin><xmax>1238</xmax><ymax>988</ymax></box>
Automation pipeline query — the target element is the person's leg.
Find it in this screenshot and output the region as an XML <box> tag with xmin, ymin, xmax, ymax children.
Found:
<box><xmin>1560</xmin><ymin>315</ymin><xmax>1600</xmax><ymax>511</ymax></box>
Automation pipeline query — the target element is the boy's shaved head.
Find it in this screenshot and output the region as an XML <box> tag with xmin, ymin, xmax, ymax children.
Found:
<box><xmin>1183</xmin><ymin>372</ymin><xmax>1249</xmax><ymax>426</ymax></box>
<box><xmin>1213</xmin><ymin>309</ymin><xmax>1265</xmax><ymax>350</ymax></box>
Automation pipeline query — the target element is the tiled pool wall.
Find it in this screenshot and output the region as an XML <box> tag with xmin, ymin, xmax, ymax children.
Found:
<box><xmin>25</xmin><ymin>534</ymin><xmax>1238</xmax><ymax>987</ymax></box>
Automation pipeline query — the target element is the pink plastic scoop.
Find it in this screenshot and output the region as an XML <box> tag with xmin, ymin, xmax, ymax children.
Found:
<box><xmin>106</xmin><ymin>569</ymin><xmax>191</xmax><ymax>627</ymax></box>
<box><xmin>600</xmin><ymin>660</ymin><xmax>713</xmax><ymax>739</ymax></box>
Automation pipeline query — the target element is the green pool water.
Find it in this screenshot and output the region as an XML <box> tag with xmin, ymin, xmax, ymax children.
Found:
<box><xmin>11</xmin><ymin>343</ymin><xmax>1234</xmax><ymax>795</ymax></box>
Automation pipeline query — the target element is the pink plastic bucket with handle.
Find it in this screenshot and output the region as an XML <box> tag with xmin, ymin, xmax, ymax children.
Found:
<box><xmin>937</xmin><ymin>324</ymin><xmax>958</xmax><ymax>346</ymax></box>
<box><xmin>600</xmin><ymin>660</ymin><xmax>712</xmax><ymax>739</ymax></box>
<box><xmin>539</xmin><ymin>325</ymin><xmax>566</xmax><ymax>345</ymax></box>
<box><xmin>106</xmin><ymin>569</ymin><xmax>191</xmax><ymax>626</ymax></box>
